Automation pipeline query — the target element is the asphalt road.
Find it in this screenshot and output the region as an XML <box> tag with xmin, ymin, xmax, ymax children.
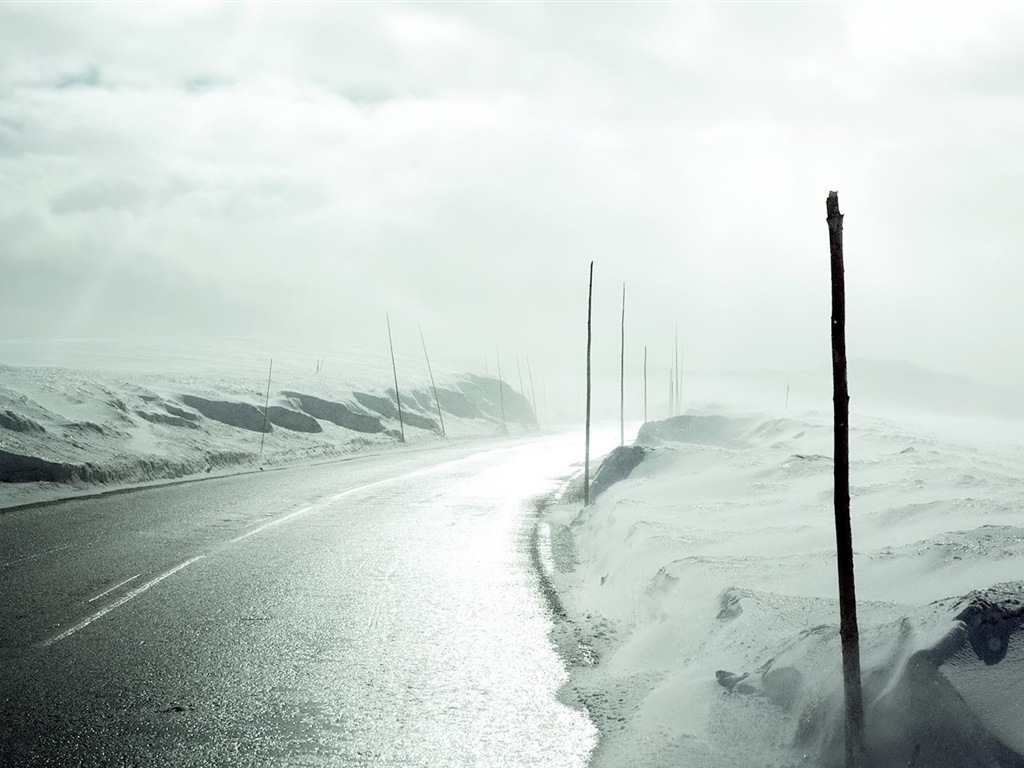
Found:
<box><xmin>0</xmin><ymin>434</ymin><xmax>598</xmax><ymax>767</ymax></box>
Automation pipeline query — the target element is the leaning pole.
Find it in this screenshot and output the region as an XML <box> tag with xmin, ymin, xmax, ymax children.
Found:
<box><xmin>387</xmin><ymin>313</ymin><xmax>405</xmax><ymax>443</ymax></box>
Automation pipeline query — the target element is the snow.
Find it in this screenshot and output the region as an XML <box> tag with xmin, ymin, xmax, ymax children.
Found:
<box><xmin>542</xmin><ymin>407</ymin><xmax>1024</xmax><ymax>767</ymax></box>
<box><xmin>0</xmin><ymin>338</ymin><xmax>536</xmax><ymax>509</ymax></box>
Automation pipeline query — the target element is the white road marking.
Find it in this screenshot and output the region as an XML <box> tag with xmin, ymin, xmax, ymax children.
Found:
<box><xmin>40</xmin><ymin>468</ymin><xmax>436</xmax><ymax>648</ymax></box>
<box><xmin>41</xmin><ymin>556</ymin><xmax>205</xmax><ymax>647</ymax></box>
<box><xmin>1</xmin><ymin>543</ymin><xmax>75</xmax><ymax>568</ymax></box>
<box><xmin>86</xmin><ymin>573</ymin><xmax>141</xmax><ymax>603</ymax></box>
<box><xmin>228</xmin><ymin>505</ymin><xmax>315</xmax><ymax>543</ymax></box>
<box><xmin>228</xmin><ymin>477</ymin><xmax>393</xmax><ymax>544</ymax></box>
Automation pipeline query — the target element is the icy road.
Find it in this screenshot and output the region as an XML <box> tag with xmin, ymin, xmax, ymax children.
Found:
<box><xmin>0</xmin><ymin>434</ymin><xmax>604</xmax><ymax>767</ymax></box>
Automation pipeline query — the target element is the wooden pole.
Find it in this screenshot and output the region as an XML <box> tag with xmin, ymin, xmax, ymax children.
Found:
<box><xmin>669</xmin><ymin>366</ymin><xmax>674</xmax><ymax>418</ymax></box>
<box><xmin>584</xmin><ymin>261</ymin><xmax>593</xmax><ymax>506</ymax></box>
<box><xmin>827</xmin><ymin>190</ymin><xmax>865</xmax><ymax>767</ymax></box>
<box><xmin>786</xmin><ymin>381</ymin><xmax>790</xmax><ymax>410</ymax></box>
<box><xmin>674</xmin><ymin>324</ymin><xmax>679</xmax><ymax>415</ymax></box>
<box><xmin>678</xmin><ymin>344</ymin><xmax>683</xmax><ymax>411</ymax></box>
<box><xmin>259</xmin><ymin>357</ymin><xmax>272</xmax><ymax>455</ymax></box>
<box><xmin>516</xmin><ymin>353</ymin><xmax>527</xmax><ymax>428</ymax></box>
<box><xmin>496</xmin><ymin>347</ymin><xmax>507</xmax><ymax>433</ymax></box>
<box><xmin>643</xmin><ymin>345</ymin><xmax>648</xmax><ymax>424</ymax></box>
<box><xmin>620</xmin><ymin>283</ymin><xmax>625</xmax><ymax>447</ymax></box>
<box><xmin>526</xmin><ymin>354</ymin><xmax>538</xmax><ymax>427</ymax></box>
<box><xmin>419</xmin><ymin>323</ymin><xmax>445</xmax><ymax>438</ymax></box>
<box><xmin>387</xmin><ymin>313</ymin><xmax>405</xmax><ymax>443</ymax></box>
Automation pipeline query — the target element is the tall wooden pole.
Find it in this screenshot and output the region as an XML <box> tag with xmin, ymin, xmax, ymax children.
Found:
<box><xmin>259</xmin><ymin>357</ymin><xmax>272</xmax><ymax>455</ymax></box>
<box><xmin>496</xmin><ymin>347</ymin><xmax>507</xmax><ymax>432</ymax></box>
<box><xmin>678</xmin><ymin>344</ymin><xmax>683</xmax><ymax>411</ymax></box>
<box><xmin>674</xmin><ymin>324</ymin><xmax>680</xmax><ymax>415</ymax></box>
<box><xmin>827</xmin><ymin>190</ymin><xmax>865</xmax><ymax>767</ymax></box>
<box><xmin>419</xmin><ymin>323</ymin><xmax>445</xmax><ymax>438</ymax></box>
<box><xmin>669</xmin><ymin>367</ymin><xmax>674</xmax><ymax>417</ymax></box>
<box><xmin>643</xmin><ymin>345</ymin><xmax>648</xmax><ymax>423</ymax></box>
<box><xmin>516</xmin><ymin>353</ymin><xmax>527</xmax><ymax>428</ymax></box>
<box><xmin>387</xmin><ymin>313</ymin><xmax>405</xmax><ymax>443</ymax></box>
<box><xmin>620</xmin><ymin>283</ymin><xmax>625</xmax><ymax>447</ymax></box>
<box><xmin>526</xmin><ymin>354</ymin><xmax>538</xmax><ymax>427</ymax></box>
<box><xmin>584</xmin><ymin>261</ymin><xmax>593</xmax><ymax>506</ymax></box>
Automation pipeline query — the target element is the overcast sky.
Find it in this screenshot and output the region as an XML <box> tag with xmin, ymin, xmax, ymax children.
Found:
<box><xmin>2</xmin><ymin>2</ymin><xmax>1023</xmax><ymax>400</ymax></box>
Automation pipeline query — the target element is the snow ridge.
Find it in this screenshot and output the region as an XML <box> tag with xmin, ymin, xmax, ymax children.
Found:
<box><xmin>542</xmin><ymin>411</ymin><xmax>1024</xmax><ymax>767</ymax></box>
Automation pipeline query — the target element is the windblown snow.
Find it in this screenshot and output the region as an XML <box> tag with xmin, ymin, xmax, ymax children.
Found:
<box><xmin>0</xmin><ymin>339</ymin><xmax>536</xmax><ymax>509</ymax></box>
<box><xmin>543</xmin><ymin>410</ymin><xmax>1024</xmax><ymax>767</ymax></box>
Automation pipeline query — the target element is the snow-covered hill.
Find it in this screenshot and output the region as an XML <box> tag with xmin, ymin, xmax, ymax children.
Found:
<box><xmin>542</xmin><ymin>408</ymin><xmax>1024</xmax><ymax>767</ymax></box>
<box><xmin>0</xmin><ymin>338</ymin><xmax>536</xmax><ymax>509</ymax></box>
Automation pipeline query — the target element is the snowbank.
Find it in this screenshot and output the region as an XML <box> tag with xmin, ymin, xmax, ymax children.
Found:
<box><xmin>0</xmin><ymin>340</ymin><xmax>537</xmax><ymax>509</ymax></box>
<box><xmin>541</xmin><ymin>411</ymin><xmax>1024</xmax><ymax>767</ymax></box>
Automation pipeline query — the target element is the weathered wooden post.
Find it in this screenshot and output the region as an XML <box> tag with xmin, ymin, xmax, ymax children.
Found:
<box><xmin>496</xmin><ymin>347</ymin><xmax>507</xmax><ymax>433</ymax></box>
<box><xmin>259</xmin><ymin>358</ymin><xmax>272</xmax><ymax>455</ymax></box>
<box><xmin>826</xmin><ymin>190</ymin><xmax>865</xmax><ymax>767</ymax></box>
<box><xmin>643</xmin><ymin>345</ymin><xmax>648</xmax><ymax>423</ymax></box>
<box><xmin>669</xmin><ymin>366</ymin><xmax>675</xmax><ymax>417</ymax></box>
<box><xmin>527</xmin><ymin>354</ymin><xmax>539</xmax><ymax>427</ymax></box>
<box><xmin>620</xmin><ymin>283</ymin><xmax>626</xmax><ymax>447</ymax></box>
<box><xmin>387</xmin><ymin>313</ymin><xmax>405</xmax><ymax>443</ymax></box>
<box><xmin>419</xmin><ymin>323</ymin><xmax>445</xmax><ymax>438</ymax></box>
<box><xmin>584</xmin><ymin>261</ymin><xmax>593</xmax><ymax>506</ymax></box>
<box><xmin>516</xmin><ymin>354</ymin><xmax>528</xmax><ymax>429</ymax></box>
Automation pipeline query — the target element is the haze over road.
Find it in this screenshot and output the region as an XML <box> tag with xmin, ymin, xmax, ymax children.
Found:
<box><xmin>0</xmin><ymin>433</ymin><xmax>608</xmax><ymax>767</ymax></box>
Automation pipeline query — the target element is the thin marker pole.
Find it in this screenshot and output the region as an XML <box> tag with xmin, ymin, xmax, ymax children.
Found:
<box><xmin>620</xmin><ymin>283</ymin><xmax>625</xmax><ymax>446</ymax></box>
<box><xmin>679</xmin><ymin>344</ymin><xmax>684</xmax><ymax>411</ymax></box>
<box><xmin>584</xmin><ymin>261</ymin><xmax>593</xmax><ymax>506</ymax></box>
<box><xmin>827</xmin><ymin>190</ymin><xmax>865</xmax><ymax>767</ymax></box>
<box><xmin>643</xmin><ymin>345</ymin><xmax>648</xmax><ymax>423</ymax></box>
<box><xmin>387</xmin><ymin>313</ymin><xmax>405</xmax><ymax>443</ymax></box>
<box><xmin>669</xmin><ymin>366</ymin><xmax>674</xmax><ymax>418</ymax></box>
<box><xmin>516</xmin><ymin>353</ymin><xmax>527</xmax><ymax>428</ymax></box>
<box><xmin>419</xmin><ymin>323</ymin><xmax>445</xmax><ymax>438</ymax></box>
<box><xmin>526</xmin><ymin>354</ymin><xmax>538</xmax><ymax>427</ymax></box>
<box><xmin>675</xmin><ymin>324</ymin><xmax>680</xmax><ymax>415</ymax></box>
<box><xmin>496</xmin><ymin>347</ymin><xmax>507</xmax><ymax>432</ymax></box>
<box><xmin>259</xmin><ymin>358</ymin><xmax>272</xmax><ymax>455</ymax></box>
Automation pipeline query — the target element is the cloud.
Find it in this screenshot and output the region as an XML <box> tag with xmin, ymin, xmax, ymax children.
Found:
<box><xmin>0</xmin><ymin>2</ymin><xmax>1022</xmax><ymax>408</ymax></box>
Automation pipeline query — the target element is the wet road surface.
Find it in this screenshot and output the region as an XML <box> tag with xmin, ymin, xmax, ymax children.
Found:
<box><xmin>0</xmin><ymin>435</ymin><xmax>598</xmax><ymax>767</ymax></box>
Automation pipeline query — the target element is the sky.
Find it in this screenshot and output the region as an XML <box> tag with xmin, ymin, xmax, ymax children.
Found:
<box><xmin>2</xmin><ymin>2</ymin><xmax>1023</xmax><ymax>413</ymax></box>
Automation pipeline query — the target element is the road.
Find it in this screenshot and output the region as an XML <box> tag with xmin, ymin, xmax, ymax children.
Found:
<box><xmin>0</xmin><ymin>434</ymin><xmax>599</xmax><ymax>767</ymax></box>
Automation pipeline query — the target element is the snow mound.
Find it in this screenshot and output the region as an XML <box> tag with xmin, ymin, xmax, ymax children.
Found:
<box><xmin>543</xmin><ymin>408</ymin><xmax>1024</xmax><ymax>767</ymax></box>
<box><xmin>590</xmin><ymin>446</ymin><xmax>650</xmax><ymax>499</ymax></box>
<box><xmin>282</xmin><ymin>392</ymin><xmax>384</xmax><ymax>434</ymax></box>
<box><xmin>717</xmin><ymin>585</ymin><xmax>1024</xmax><ymax>767</ymax></box>
<box><xmin>0</xmin><ymin>346</ymin><xmax>535</xmax><ymax>508</ymax></box>
<box><xmin>179</xmin><ymin>395</ymin><xmax>270</xmax><ymax>433</ymax></box>
<box><xmin>636</xmin><ymin>414</ymin><xmax>753</xmax><ymax>447</ymax></box>
<box><xmin>264</xmin><ymin>405</ymin><xmax>322</xmax><ymax>434</ymax></box>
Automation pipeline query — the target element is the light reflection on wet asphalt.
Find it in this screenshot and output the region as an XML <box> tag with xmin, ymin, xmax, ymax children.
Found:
<box><xmin>0</xmin><ymin>433</ymin><xmax>610</xmax><ymax>767</ymax></box>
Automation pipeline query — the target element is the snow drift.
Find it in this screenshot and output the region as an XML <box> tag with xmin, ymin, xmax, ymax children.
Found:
<box><xmin>542</xmin><ymin>410</ymin><xmax>1024</xmax><ymax>767</ymax></box>
<box><xmin>0</xmin><ymin>340</ymin><xmax>537</xmax><ymax>509</ymax></box>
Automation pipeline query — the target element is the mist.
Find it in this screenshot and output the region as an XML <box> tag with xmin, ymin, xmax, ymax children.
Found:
<box><xmin>2</xmin><ymin>2</ymin><xmax>1023</xmax><ymax>421</ymax></box>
